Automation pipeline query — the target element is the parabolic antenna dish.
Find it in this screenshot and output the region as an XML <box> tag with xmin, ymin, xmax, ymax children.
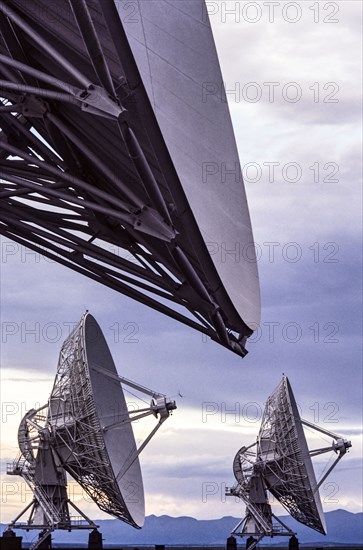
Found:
<box><xmin>0</xmin><ymin>0</ymin><xmax>260</xmax><ymax>357</ymax></box>
<box><xmin>258</xmin><ymin>376</ymin><xmax>325</xmax><ymax>534</ymax></box>
<box><xmin>227</xmin><ymin>376</ymin><xmax>352</xmax><ymax>547</ymax></box>
<box><xmin>48</xmin><ymin>313</ymin><xmax>144</xmax><ymax>528</ymax></box>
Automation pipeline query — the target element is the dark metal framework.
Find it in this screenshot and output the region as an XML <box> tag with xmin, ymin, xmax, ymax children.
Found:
<box><xmin>0</xmin><ymin>0</ymin><xmax>254</xmax><ymax>357</ymax></box>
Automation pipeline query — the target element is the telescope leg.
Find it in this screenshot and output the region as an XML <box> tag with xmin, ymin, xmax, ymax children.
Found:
<box><xmin>289</xmin><ymin>535</ymin><xmax>299</xmax><ymax>550</ymax></box>
<box><xmin>35</xmin><ymin>531</ymin><xmax>52</xmax><ymax>549</ymax></box>
<box><xmin>0</xmin><ymin>529</ymin><xmax>22</xmax><ymax>550</ymax></box>
<box><xmin>88</xmin><ymin>529</ymin><xmax>103</xmax><ymax>549</ymax></box>
<box><xmin>226</xmin><ymin>535</ymin><xmax>237</xmax><ymax>550</ymax></box>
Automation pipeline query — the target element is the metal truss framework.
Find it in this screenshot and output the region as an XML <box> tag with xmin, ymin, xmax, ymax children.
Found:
<box><xmin>226</xmin><ymin>444</ymin><xmax>295</xmax><ymax>550</ymax></box>
<box><xmin>0</xmin><ymin>0</ymin><xmax>254</xmax><ymax>357</ymax></box>
<box><xmin>7</xmin><ymin>316</ymin><xmax>176</xmax><ymax>544</ymax></box>
<box><xmin>227</xmin><ymin>377</ymin><xmax>352</xmax><ymax>547</ymax></box>
<box><xmin>7</xmin><ymin>406</ymin><xmax>98</xmax><ymax>550</ymax></box>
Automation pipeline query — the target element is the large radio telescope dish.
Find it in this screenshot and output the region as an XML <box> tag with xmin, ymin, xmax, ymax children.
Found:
<box><xmin>0</xmin><ymin>0</ymin><xmax>260</xmax><ymax>358</ymax></box>
<box><xmin>6</xmin><ymin>313</ymin><xmax>176</xmax><ymax>548</ymax></box>
<box><xmin>49</xmin><ymin>313</ymin><xmax>145</xmax><ymax>528</ymax></box>
<box><xmin>227</xmin><ymin>376</ymin><xmax>352</xmax><ymax>548</ymax></box>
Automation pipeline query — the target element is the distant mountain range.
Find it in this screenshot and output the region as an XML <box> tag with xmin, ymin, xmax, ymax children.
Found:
<box><xmin>1</xmin><ymin>509</ymin><xmax>362</xmax><ymax>547</ymax></box>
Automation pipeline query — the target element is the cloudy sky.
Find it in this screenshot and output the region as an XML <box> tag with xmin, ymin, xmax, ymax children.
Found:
<box><xmin>0</xmin><ymin>0</ymin><xmax>362</xmax><ymax>535</ymax></box>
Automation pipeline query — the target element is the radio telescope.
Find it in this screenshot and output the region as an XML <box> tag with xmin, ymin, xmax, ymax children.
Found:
<box><xmin>5</xmin><ymin>313</ymin><xmax>176</xmax><ymax>549</ymax></box>
<box><xmin>0</xmin><ymin>0</ymin><xmax>260</xmax><ymax>357</ymax></box>
<box><xmin>226</xmin><ymin>376</ymin><xmax>352</xmax><ymax>549</ymax></box>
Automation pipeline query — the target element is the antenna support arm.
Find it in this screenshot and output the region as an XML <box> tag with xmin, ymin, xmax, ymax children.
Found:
<box><xmin>316</xmin><ymin>453</ymin><xmax>343</xmax><ymax>490</ymax></box>
<box><xmin>90</xmin><ymin>364</ymin><xmax>166</xmax><ymax>399</ymax></box>
<box><xmin>301</xmin><ymin>418</ymin><xmax>342</xmax><ymax>440</ymax></box>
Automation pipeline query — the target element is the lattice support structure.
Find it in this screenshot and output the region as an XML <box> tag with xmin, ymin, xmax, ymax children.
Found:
<box><xmin>0</xmin><ymin>0</ymin><xmax>261</xmax><ymax>358</ymax></box>
<box><xmin>48</xmin><ymin>318</ymin><xmax>136</xmax><ymax>523</ymax></box>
